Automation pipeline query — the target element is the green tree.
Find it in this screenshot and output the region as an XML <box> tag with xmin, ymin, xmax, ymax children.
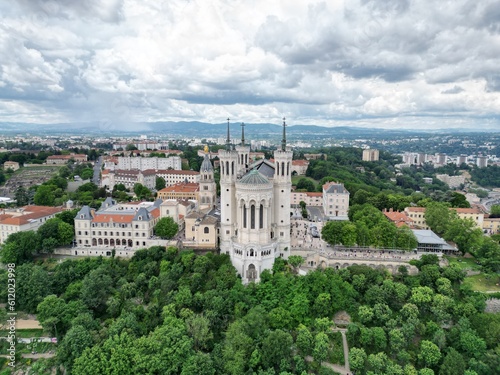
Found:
<box><xmin>181</xmin><ymin>352</ymin><xmax>216</xmax><ymax>375</ymax></box>
<box><xmin>261</xmin><ymin>329</ymin><xmax>293</xmax><ymax>370</ymax></box>
<box><xmin>296</xmin><ymin>324</ymin><xmax>314</xmax><ymax>355</ymax></box>
<box><xmin>16</xmin><ymin>264</ymin><xmax>51</xmax><ymax>313</ymax></box>
<box><xmin>1</xmin><ymin>230</ymin><xmax>41</xmax><ymax>264</ymax></box>
<box><xmin>57</xmin><ymin>325</ymin><xmax>94</xmax><ymax>371</ymax></box>
<box><xmin>439</xmin><ymin>348</ymin><xmax>465</xmax><ymax>375</ymax></box>
<box><xmin>155</xmin><ymin>176</ymin><xmax>166</xmax><ymax>191</ymax></box>
<box><xmin>313</xmin><ymin>332</ymin><xmax>329</xmax><ymax>364</ymax></box>
<box><xmin>341</xmin><ymin>222</ymin><xmax>358</xmax><ymax>246</ymax></box>
<box><xmin>349</xmin><ymin>347</ymin><xmax>367</xmax><ymax>373</ymax></box>
<box><xmin>154</xmin><ymin>217</ymin><xmax>179</xmax><ymax>239</ymax></box>
<box><xmin>419</xmin><ymin>340</ymin><xmax>441</xmax><ymax>368</ymax></box>
<box><xmin>14</xmin><ymin>186</ymin><xmax>30</xmax><ymax>206</ymax></box>
<box><xmin>444</xmin><ymin>218</ymin><xmax>483</xmax><ymax>255</ymax></box>
<box><xmin>80</xmin><ymin>267</ymin><xmax>113</xmax><ymax>314</ymax></box>
<box><xmin>186</xmin><ymin>314</ymin><xmax>213</xmax><ymax>351</ymax></box>
<box><xmin>424</xmin><ymin>202</ymin><xmax>452</xmax><ymax>236</ymax></box>
<box><xmin>34</xmin><ymin>184</ymin><xmax>56</xmax><ymax>206</ymax></box>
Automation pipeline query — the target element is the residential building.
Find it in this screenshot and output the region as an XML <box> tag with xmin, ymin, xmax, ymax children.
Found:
<box><xmin>322</xmin><ymin>182</ymin><xmax>349</xmax><ymax>220</ymax></box>
<box><xmin>383</xmin><ymin>209</ymin><xmax>414</xmax><ymax>228</ymax></box>
<box><xmin>3</xmin><ymin>161</ymin><xmax>20</xmax><ymax>171</ymax></box>
<box><xmin>404</xmin><ymin>206</ymin><xmax>485</xmax><ymax>229</ymax></box>
<box><xmin>290</xmin><ymin>192</ymin><xmax>323</xmax><ymax>206</ymax></box>
<box><xmin>404</xmin><ymin>207</ymin><xmax>428</xmax><ymax>229</ymax></box>
<box><xmin>157</xmin><ymin>183</ymin><xmax>199</xmax><ymax>201</ymax></box>
<box><xmin>0</xmin><ymin>205</ymin><xmax>64</xmax><ymax>244</ymax></box>
<box><xmin>483</xmin><ymin>215</ymin><xmax>500</xmax><ymax>235</ymax></box>
<box><xmin>116</xmin><ymin>156</ymin><xmax>182</xmax><ymax>171</ymax></box>
<box><xmin>46</xmin><ymin>154</ymin><xmax>88</xmax><ymax>164</ymax></box>
<box><xmin>362</xmin><ymin>148</ymin><xmax>380</xmax><ymax>161</ymax></box>
<box><xmin>476</xmin><ymin>156</ymin><xmax>488</xmax><ymax>168</ymax></box>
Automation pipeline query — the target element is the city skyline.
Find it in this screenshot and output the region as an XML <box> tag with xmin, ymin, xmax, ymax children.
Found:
<box><xmin>1</xmin><ymin>0</ymin><xmax>500</xmax><ymax>130</ymax></box>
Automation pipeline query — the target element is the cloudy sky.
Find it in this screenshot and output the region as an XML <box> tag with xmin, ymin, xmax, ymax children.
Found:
<box><xmin>1</xmin><ymin>0</ymin><xmax>500</xmax><ymax>130</ymax></box>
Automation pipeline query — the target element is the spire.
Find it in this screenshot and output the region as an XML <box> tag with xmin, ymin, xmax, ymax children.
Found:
<box><xmin>240</xmin><ymin>122</ymin><xmax>245</xmax><ymax>146</ymax></box>
<box><xmin>226</xmin><ymin>118</ymin><xmax>231</xmax><ymax>151</ymax></box>
<box><xmin>281</xmin><ymin>117</ymin><xmax>287</xmax><ymax>151</ymax></box>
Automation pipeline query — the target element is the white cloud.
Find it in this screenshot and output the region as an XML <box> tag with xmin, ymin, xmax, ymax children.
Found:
<box><xmin>0</xmin><ymin>0</ymin><xmax>499</xmax><ymax>129</ymax></box>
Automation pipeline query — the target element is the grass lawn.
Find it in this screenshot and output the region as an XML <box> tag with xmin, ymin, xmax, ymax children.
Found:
<box><xmin>444</xmin><ymin>255</ymin><xmax>482</xmax><ymax>271</ymax></box>
<box><xmin>463</xmin><ymin>274</ymin><xmax>500</xmax><ymax>292</ymax></box>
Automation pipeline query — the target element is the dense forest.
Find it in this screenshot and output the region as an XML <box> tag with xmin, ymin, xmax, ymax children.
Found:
<box><xmin>1</xmin><ymin>247</ymin><xmax>498</xmax><ymax>375</ymax></box>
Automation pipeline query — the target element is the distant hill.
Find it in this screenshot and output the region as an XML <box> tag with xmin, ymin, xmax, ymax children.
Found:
<box><xmin>0</xmin><ymin>121</ymin><xmax>497</xmax><ymax>138</ymax></box>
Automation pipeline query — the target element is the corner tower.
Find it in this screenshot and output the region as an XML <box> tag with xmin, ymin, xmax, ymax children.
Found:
<box><xmin>272</xmin><ymin>118</ymin><xmax>292</xmax><ymax>258</ymax></box>
<box><xmin>219</xmin><ymin>119</ymin><xmax>239</xmax><ymax>253</ymax></box>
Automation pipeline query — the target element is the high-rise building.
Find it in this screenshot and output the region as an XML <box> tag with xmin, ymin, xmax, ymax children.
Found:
<box><xmin>476</xmin><ymin>156</ymin><xmax>488</xmax><ymax>168</ymax></box>
<box><xmin>362</xmin><ymin>148</ymin><xmax>379</xmax><ymax>161</ymax></box>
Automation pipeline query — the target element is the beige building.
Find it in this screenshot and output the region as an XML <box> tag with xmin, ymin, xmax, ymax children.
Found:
<box><xmin>0</xmin><ymin>205</ymin><xmax>64</xmax><ymax>244</ymax></box>
<box><xmin>323</xmin><ymin>182</ymin><xmax>349</xmax><ymax>220</ymax></box>
<box><xmin>46</xmin><ymin>154</ymin><xmax>88</xmax><ymax>165</ymax></box>
<box><xmin>404</xmin><ymin>206</ymin><xmax>484</xmax><ymax>229</ymax></box>
<box><xmin>404</xmin><ymin>207</ymin><xmax>428</xmax><ymax>229</ymax></box>
<box><xmin>184</xmin><ymin>211</ymin><xmax>218</xmax><ymax>249</ymax></box>
<box><xmin>157</xmin><ymin>183</ymin><xmax>199</xmax><ymax>201</ymax></box>
<box><xmin>362</xmin><ymin>149</ymin><xmax>380</xmax><ymax>161</ymax></box>
<box><xmin>291</xmin><ymin>191</ymin><xmax>323</xmax><ymax>206</ymax></box>
<box><xmin>3</xmin><ymin>161</ymin><xmax>20</xmax><ymax>171</ymax></box>
<box><xmin>483</xmin><ymin>216</ymin><xmax>500</xmax><ymax>235</ymax></box>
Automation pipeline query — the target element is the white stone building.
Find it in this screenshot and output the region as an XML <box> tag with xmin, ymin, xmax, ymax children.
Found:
<box><xmin>219</xmin><ymin>120</ymin><xmax>292</xmax><ymax>283</ymax></box>
<box><xmin>322</xmin><ymin>182</ymin><xmax>349</xmax><ymax>220</ymax></box>
<box><xmin>0</xmin><ymin>205</ymin><xmax>63</xmax><ymax>244</ymax></box>
<box><xmin>116</xmin><ymin>156</ymin><xmax>182</xmax><ymax>171</ymax></box>
<box><xmin>74</xmin><ymin>198</ymin><xmax>162</xmax><ymax>251</ymax></box>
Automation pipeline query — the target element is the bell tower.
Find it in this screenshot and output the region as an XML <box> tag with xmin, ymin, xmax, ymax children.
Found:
<box><xmin>272</xmin><ymin>117</ymin><xmax>292</xmax><ymax>258</ymax></box>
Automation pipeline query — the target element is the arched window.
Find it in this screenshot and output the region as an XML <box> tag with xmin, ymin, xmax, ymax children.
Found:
<box><xmin>281</xmin><ymin>162</ymin><xmax>285</xmax><ymax>176</ymax></box>
<box><xmin>259</xmin><ymin>204</ymin><xmax>264</xmax><ymax>229</ymax></box>
<box><xmin>231</xmin><ymin>161</ymin><xmax>234</xmax><ymax>175</ymax></box>
<box><xmin>250</xmin><ymin>204</ymin><xmax>255</xmax><ymax>229</ymax></box>
<box><xmin>243</xmin><ymin>206</ymin><xmax>247</xmax><ymax>228</ymax></box>
<box><xmin>226</xmin><ymin>161</ymin><xmax>229</xmax><ymax>175</ymax></box>
<box><xmin>287</xmin><ymin>162</ymin><xmax>290</xmax><ymax>176</ymax></box>
<box><xmin>204</xmin><ymin>227</ymin><xmax>209</xmax><ymax>234</ymax></box>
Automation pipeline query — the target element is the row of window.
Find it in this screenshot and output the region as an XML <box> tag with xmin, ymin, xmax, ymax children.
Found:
<box><xmin>78</xmin><ymin>231</ymin><xmax>152</xmax><ymax>237</ymax></box>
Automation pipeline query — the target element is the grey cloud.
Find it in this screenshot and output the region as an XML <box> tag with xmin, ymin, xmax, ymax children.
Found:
<box><xmin>441</xmin><ymin>86</ymin><xmax>465</xmax><ymax>94</ymax></box>
<box><xmin>15</xmin><ymin>0</ymin><xmax>124</xmax><ymax>23</ymax></box>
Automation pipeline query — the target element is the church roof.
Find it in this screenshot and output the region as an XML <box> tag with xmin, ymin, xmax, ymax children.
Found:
<box><xmin>239</xmin><ymin>169</ymin><xmax>270</xmax><ymax>185</ymax></box>
<box><xmin>200</xmin><ymin>153</ymin><xmax>214</xmax><ymax>172</ymax></box>
<box><xmin>249</xmin><ymin>159</ymin><xmax>275</xmax><ymax>178</ymax></box>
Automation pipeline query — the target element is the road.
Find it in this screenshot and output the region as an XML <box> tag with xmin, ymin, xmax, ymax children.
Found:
<box><xmin>92</xmin><ymin>156</ymin><xmax>102</xmax><ymax>185</ymax></box>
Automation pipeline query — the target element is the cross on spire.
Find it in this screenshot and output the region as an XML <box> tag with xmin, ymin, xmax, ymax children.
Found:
<box><xmin>226</xmin><ymin>118</ymin><xmax>231</xmax><ymax>151</ymax></box>
<box><xmin>281</xmin><ymin>117</ymin><xmax>287</xmax><ymax>151</ymax></box>
<box><xmin>240</xmin><ymin>122</ymin><xmax>245</xmax><ymax>146</ymax></box>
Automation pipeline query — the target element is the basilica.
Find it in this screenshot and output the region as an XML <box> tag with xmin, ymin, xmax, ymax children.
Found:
<box><xmin>219</xmin><ymin>119</ymin><xmax>292</xmax><ymax>283</ymax></box>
